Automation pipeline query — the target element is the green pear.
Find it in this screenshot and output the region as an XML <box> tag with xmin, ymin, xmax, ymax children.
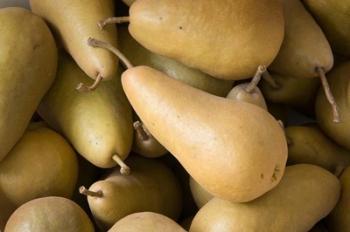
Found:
<box><xmin>80</xmin><ymin>155</ymin><xmax>182</xmax><ymax>230</ymax></box>
<box><xmin>118</xmin><ymin>25</ymin><xmax>233</xmax><ymax>96</ymax></box>
<box><xmin>0</xmin><ymin>122</ymin><xmax>78</xmax><ymax>207</ymax></box>
<box><xmin>286</xmin><ymin>125</ymin><xmax>350</xmax><ymax>173</ymax></box>
<box><xmin>4</xmin><ymin>197</ymin><xmax>94</xmax><ymax>232</ymax></box>
<box><xmin>316</xmin><ymin>62</ymin><xmax>350</xmax><ymax>150</ymax></box>
<box><xmin>326</xmin><ymin>167</ymin><xmax>350</xmax><ymax>231</ymax></box>
<box><xmin>30</xmin><ymin>0</ymin><xmax>118</xmax><ymax>90</ymax></box>
<box><xmin>38</xmin><ymin>53</ymin><xmax>133</xmax><ymax>171</ymax></box>
<box><xmin>121</xmin><ymin>65</ymin><xmax>287</xmax><ymax>202</ymax></box>
<box><xmin>123</xmin><ymin>0</ymin><xmax>284</xmax><ymax>80</ymax></box>
<box><xmin>303</xmin><ymin>0</ymin><xmax>350</xmax><ymax>57</ymax></box>
<box><xmin>189</xmin><ymin>177</ymin><xmax>213</xmax><ymax>208</ymax></box>
<box><xmin>0</xmin><ymin>7</ymin><xmax>57</xmax><ymax>162</ymax></box>
<box><xmin>108</xmin><ymin>212</ymin><xmax>186</xmax><ymax>232</ymax></box>
<box><xmin>190</xmin><ymin>164</ymin><xmax>340</xmax><ymax>232</ymax></box>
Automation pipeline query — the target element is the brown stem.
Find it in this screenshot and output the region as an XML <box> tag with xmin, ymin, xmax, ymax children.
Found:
<box><xmin>334</xmin><ymin>165</ymin><xmax>345</xmax><ymax>177</ymax></box>
<box><xmin>79</xmin><ymin>186</ymin><xmax>103</xmax><ymax>197</ymax></box>
<box><xmin>98</xmin><ymin>16</ymin><xmax>130</xmax><ymax>30</ymax></box>
<box><xmin>316</xmin><ymin>67</ymin><xmax>340</xmax><ymax>123</ymax></box>
<box><xmin>262</xmin><ymin>70</ymin><xmax>280</xmax><ymax>89</ymax></box>
<box><xmin>88</xmin><ymin>37</ymin><xmax>133</xmax><ymax>69</ymax></box>
<box><xmin>76</xmin><ymin>73</ymin><xmax>103</xmax><ymax>92</ymax></box>
<box><xmin>133</xmin><ymin>121</ymin><xmax>149</xmax><ymax>141</ymax></box>
<box><xmin>245</xmin><ymin>65</ymin><xmax>266</xmax><ymax>93</ymax></box>
<box><xmin>112</xmin><ymin>154</ymin><xmax>131</xmax><ymax>175</ymax></box>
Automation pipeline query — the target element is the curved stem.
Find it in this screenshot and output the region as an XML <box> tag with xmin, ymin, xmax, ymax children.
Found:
<box><xmin>98</xmin><ymin>16</ymin><xmax>130</xmax><ymax>30</ymax></box>
<box><xmin>79</xmin><ymin>186</ymin><xmax>103</xmax><ymax>197</ymax></box>
<box><xmin>262</xmin><ymin>70</ymin><xmax>280</xmax><ymax>89</ymax></box>
<box><xmin>316</xmin><ymin>67</ymin><xmax>340</xmax><ymax>123</ymax></box>
<box><xmin>88</xmin><ymin>37</ymin><xmax>133</xmax><ymax>69</ymax></box>
<box><xmin>112</xmin><ymin>154</ymin><xmax>131</xmax><ymax>175</ymax></box>
<box><xmin>76</xmin><ymin>73</ymin><xmax>103</xmax><ymax>92</ymax></box>
<box><xmin>133</xmin><ymin>121</ymin><xmax>149</xmax><ymax>141</ymax></box>
<box><xmin>245</xmin><ymin>65</ymin><xmax>266</xmax><ymax>93</ymax></box>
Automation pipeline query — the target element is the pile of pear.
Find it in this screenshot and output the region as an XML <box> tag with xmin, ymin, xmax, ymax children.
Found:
<box><xmin>0</xmin><ymin>0</ymin><xmax>350</xmax><ymax>231</ymax></box>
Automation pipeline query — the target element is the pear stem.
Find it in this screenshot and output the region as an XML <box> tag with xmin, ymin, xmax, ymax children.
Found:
<box><xmin>316</xmin><ymin>67</ymin><xmax>340</xmax><ymax>123</ymax></box>
<box><xmin>286</xmin><ymin>136</ymin><xmax>293</xmax><ymax>146</ymax></box>
<box><xmin>88</xmin><ymin>37</ymin><xmax>133</xmax><ymax>69</ymax></box>
<box><xmin>112</xmin><ymin>154</ymin><xmax>131</xmax><ymax>175</ymax></box>
<box><xmin>133</xmin><ymin>121</ymin><xmax>149</xmax><ymax>141</ymax></box>
<box><xmin>245</xmin><ymin>65</ymin><xmax>266</xmax><ymax>93</ymax></box>
<box><xmin>262</xmin><ymin>70</ymin><xmax>280</xmax><ymax>89</ymax></box>
<box><xmin>334</xmin><ymin>165</ymin><xmax>345</xmax><ymax>177</ymax></box>
<box><xmin>98</xmin><ymin>16</ymin><xmax>130</xmax><ymax>30</ymax></box>
<box><xmin>76</xmin><ymin>73</ymin><xmax>103</xmax><ymax>92</ymax></box>
<box><xmin>277</xmin><ymin>120</ymin><xmax>284</xmax><ymax>128</ymax></box>
<box><xmin>79</xmin><ymin>186</ymin><xmax>103</xmax><ymax>197</ymax></box>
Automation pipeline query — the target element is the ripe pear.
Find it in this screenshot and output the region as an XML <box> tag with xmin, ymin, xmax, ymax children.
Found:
<box><xmin>121</xmin><ymin>66</ymin><xmax>288</xmax><ymax>202</ymax></box>
<box><xmin>126</xmin><ymin>0</ymin><xmax>284</xmax><ymax>80</ymax></box>
<box><xmin>286</xmin><ymin>125</ymin><xmax>350</xmax><ymax>173</ymax></box>
<box><xmin>0</xmin><ymin>122</ymin><xmax>78</xmax><ymax>207</ymax></box>
<box><xmin>190</xmin><ymin>164</ymin><xmax>340</xmax><ymax>232</ymax></box>
<box><xmin>189</xmin><ymin>177</ymin><xmax>213</xmax><ymax>208</ymax></box>
<box><xmin>80</xmin><ymin>155</ymin><xmax>182</xmax><ymax>230</ymax></box>
<box><xmin>316</xmin><ymin>62</ymin><xmax>350</xmax><ymax>150</ymax></box>
<box><xmin>30</xmin><ymin>0</ymin><xmax>118</xmax><ymax>90</ymax></box>
<box><xmin>38</xmin><ymin>53</ymin><xmax>133</xmax><ymax>171</ymax></box>
<box><xmin>326</xmin><ymin>167</ymin><xmax>350</xmax><ymax>231</ymax></box>
<box><xmin>0</xmin><ymin>7</ymin><xmax>57</xmax><ymax>162</ymax></box>
<box><xmin>4</xmin><ymin>197</ymin><xmax>94</xmax><ymax>232</ymax></box>
<box><xmin>108</xmin><ymin>212</ymin><xmax>186</xmax><ymax>232</ymax></box>
<box><xmin>118</xmin><ymin>25</ymin><xmax>233</xmax><ymax>96</ymax></box>
<box><xmin>303</xmin><ymin>0</ymin><xmax>350</xmax><ymax>57</ymax></box>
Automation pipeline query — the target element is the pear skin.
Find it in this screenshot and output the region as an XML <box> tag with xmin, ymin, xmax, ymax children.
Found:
<box><xmin>270</xmin><ymin>0</ymin><xmax>333</xmax><ymax>78</ymax></box>
<box><xmin>303</xmin><ymin>0</ymin><xmax>350</xmax><ymax>57</ymax></box>
<box><xmin>0</xmin><ymin>123</ymin><xmax>78</xmax><ymax>207</ymax></box>
<box><xmin>326</xmin><ymin>167</ymin><xmax>350</xmax><ymax>232</ymax></box>
<box><xmin>128</xmin><ymin>0</ymin><xmax>284</xmax><ymax>80</ymax></box>
<box><xmin>4</xmin><ymin>197</ymin><xmax>94</xmax><ymax>232</ymax></box>
<box><xmin>108</xmin><ymin>212</ymin><xmax>186</xmax><ymax>232</ymax></box>
<box><xmin>30</xmin><ymin>0</ymin><xmax>118</xmax><ymax>82</ymax></box>
<box><xmin>286</xmin><ymin>125</ymin><xmax>350</xmax><ymax>173</ymax></box>
<box><xmin>316</xmin><ymin>62</ymin><xmax>350</xmax><ymax>150</ymax></box>
<box><xmin>81</xmin><ymin>155</ymin><xmax>182</xmax><ymax>230</ymax></box>
<box><xmin>118</xmin><ymin>25</ymin><xmax>233</xmax><ymax>96</ymax></box>
<box><xmin>38</xmin><ymin>53</ymin><xmax>133</xmax><ymax>169</ymax></box>
<box><xmin>190</xmin><ymin>164</ymin><xmax>340</xmax><ymax>232</ymax></box>
<box><xmin>121</xmin><ymin>66</ymin><xmax>288</xmax><ymax>202</ymax></box>
<box><xmin>189</xmin><ymin>177</ymin><xmax>213</xmax><ymax>208</ymax></box>
<box><xmin>0</xmin><ymin>7</ymin><xmax>57</xmax><ymax>162</ymax></box>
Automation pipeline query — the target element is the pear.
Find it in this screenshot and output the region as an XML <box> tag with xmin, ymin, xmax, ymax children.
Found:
<box><xmin>0</xmin><ymin>122</ymin><xmax>78</xmax><ymax>207</ymax></box>
<box><xmin>108</xmin><ymin>212</ymin><xmax>186</xmax><ymax>232</ymax></box>
<box><xmin>80</xmin><ymin>155</ymin><xmax>182</xmax><ymax>230</ymax></box>
<box><xmin>286</xmin><ymin>125</ymin><xmax>350</xmax><ymax>174</ymax></box>
<box><xmin>30</xmin><ymin>0</ymin><xmax>118</xmax><ymax>90</ymax></box>
<box><xmin>38</xmin><ymin>53</ymin><xmax>133</xmax><ymax>172</ymax></box>
<box><xmin>121</xmin><ymin>65</ymin><xmax>287</xmax><ymax>202</ymax></box>
<box><xmin>0</xmin><ymin>0</ymin><xmax>29</xmax><ymax>8</ymax></box>
<box><xmin>190</xmin><ymin>164</ymin><xmax>340</xmax><ymax>232</ymax></box>
<box><xmin>316</xmin><ymin>62</ymin><xmax>350</xmax><ymax>150</ymax></box>
<box><xmin>303</xmin><ymin>0</ymin><xmax>350</xmax><ymax>57</ymax></box>
<box><xmin>121</xmin><ymin>0</ymin><xmax>135</xmax><ymax>7</ymax></box>
<box><xmin>0</xmin><ymin>7</ymin><xmax>57</xmax><ymax>162</ymax></box>
<box><xmin>4</xmin><ymin>196</ymin><xmax>94</xmax><ymax>232</ymax></box>
<box><xmin>189</xmin><ymin>177</ymin><xmax>213</xmax><ymax>208</ymax></box>
<box><xmin>118</xmin><ymin>25</ymin><xmax>233</xmax><ymax>97</ymax></box>
<box><xmin>326</xmin><ymin>167</ymin><xmax>350</xmax><ymax>232</ymax></box>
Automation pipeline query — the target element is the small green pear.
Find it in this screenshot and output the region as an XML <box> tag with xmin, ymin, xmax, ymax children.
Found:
<box><xmin>4</xmin><ymin>197</ymin><xmax>94</xmax><ymax>232</ymax></box>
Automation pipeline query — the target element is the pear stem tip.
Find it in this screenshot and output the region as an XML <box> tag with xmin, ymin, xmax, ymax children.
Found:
<box><xmin>112</xmin><ymin>154</ymin><xmax>131</xmax><ymax>175</ymax></box>
<box><xmin>245</xmin><ymin>65</ymin><xmax>266</xmax><ymax>93</ymax></box>
<box><xmin>133</xmin><ymin>121</ymin><xmax>149</xmax><ymax>141</ymax></box>
<box><xmin>75</xmin><ymin>74</ymin><xmax>103</xmax><ymax>92</ymax></box>
<box><xmin>79</xmin><ymin>186</ymin><xmax>103</xmax><ymax>197</ymax></box>
<box><xmin>98</xmin><ymin>16</ymin><xmax>130</xmax><ymax>30</ymax></box>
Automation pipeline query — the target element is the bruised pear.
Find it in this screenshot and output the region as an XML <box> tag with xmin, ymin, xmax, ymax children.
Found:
<box><xmin>190</xmin><ymin>164</ymin><xmax>340</xmax><ymax>232</ymax></box>
<box><xmin>0</xmin><ymin>7</ymin><xmax>57</xmax><ymax>161</ymax></box>
<box><xmin>38</xmin><ymin>53</ymin><xmax>133</xmax><ymax>171</ymax></box>
<box><xmin>126</xmin><ymin>0</ymin><xmax>284</xmax><ymax>80</ymax></box>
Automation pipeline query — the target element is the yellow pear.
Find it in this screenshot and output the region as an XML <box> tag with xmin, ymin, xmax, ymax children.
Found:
<box><xmin>190</xmin><ymin>164</ymin><xmax>340</xmax><ymax>232</ymax></box>
<box><xmin>121</xmin><ymin>65</ymin><xmax>287</xmax><ymax>202</ymax></box>
<box><xmin>0</xmin><ymin>7</ymin><xmax>57</xmax><ymax>161</ymax></box>
<box><xmin>38</xmin><ymin>53</ymin><xmax>133</xmax><ymax>171</ymax></box>
<box><xmin>30</xmin><ymin>0</ymin><xmax>118</xmax><ymax>90</ymax></box>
